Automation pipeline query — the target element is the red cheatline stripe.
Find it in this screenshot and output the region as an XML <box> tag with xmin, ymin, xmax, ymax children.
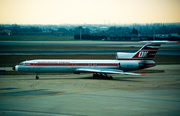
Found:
<box><xmin>25</xmin><ymin>63</ymin><xmax>119</xmax><ymax>66</ymax></box>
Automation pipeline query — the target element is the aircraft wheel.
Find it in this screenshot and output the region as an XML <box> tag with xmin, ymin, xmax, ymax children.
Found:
<box><xmin>96</xmin><ymin>74</ymin><xmax>100</xmax><ymax>79</ymax></box>
<box><xmin>93</xmin><ymin>74</ymin><xmax>96</xmax><ymax>78</ymax></box>
<box><xmin>105</xmin><ymin>76</ymin><xmax>109</xmax><ymax>79</ymax></box>
<box><xmin>99</xmin><ymin>76</ymin><xmax>103</xmax><ymax>79</ymax></box>
<box><xmin>105</xmin><ymin>76</ymin><xmax>113</xmax><ymax>80</ymax></box>
<box><xmin>109</xmin><ymin>76</ymin><xmax>113</xmax><ymax>80</ymax></box>
<box><xmin>102</xmin><ymin>76</ymin><xmax>106</xmax><ymax>79</ymax></box>
<box><xmin>36</xmin><ymin>75</ymin><xmax>39</xmax><ymax>80</ymax></box>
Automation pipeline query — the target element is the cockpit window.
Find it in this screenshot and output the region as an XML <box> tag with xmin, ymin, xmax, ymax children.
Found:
<box><xmin>19</xmin><ymin>63</ymin><xmax>24</xmax><ymax>65</ymax></box>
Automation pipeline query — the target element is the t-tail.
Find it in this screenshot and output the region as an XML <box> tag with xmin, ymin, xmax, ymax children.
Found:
<box><xmin>116</xmin><ymin>41</ymin><xmax>178</xmax><ymax>68</ymax></box>
<box><xmin>132</xmin><ymin>42</ymin><xmax>161</xmax><ymax>60</ymax></box>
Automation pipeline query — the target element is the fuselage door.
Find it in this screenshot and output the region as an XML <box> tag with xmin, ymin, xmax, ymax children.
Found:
<box><xmin>72</xmin><ymin>61</ymin><xmax>76</xmax><ymax>68</ymax></box>
<box><xmin>34</xmin><ymin>62</ymin><xmax>38</xmax><ymax>67</ymax></box>
<box><xmin>32</xmin><ymin>62</ymin><xmax>39</xmax><ymax>72</ymax></box>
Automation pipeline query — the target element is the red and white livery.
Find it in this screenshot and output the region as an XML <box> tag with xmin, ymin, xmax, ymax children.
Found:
<box><xmin>13</xmin><ymin>41</ymin><xmax>178</xmax><ymax>79</ymax></box>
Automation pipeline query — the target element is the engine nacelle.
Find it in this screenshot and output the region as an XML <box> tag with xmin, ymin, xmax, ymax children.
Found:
<box><xmin>120</xmin><ymin>62</ymin><xmax>139</xmax><ymax>69</ymax></box>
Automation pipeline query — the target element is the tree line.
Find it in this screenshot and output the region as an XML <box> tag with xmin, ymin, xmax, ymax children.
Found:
<box><xmin>0</xmin><ymin>23</ymin><xmax>180</xmax><ymax>36</ymax></box>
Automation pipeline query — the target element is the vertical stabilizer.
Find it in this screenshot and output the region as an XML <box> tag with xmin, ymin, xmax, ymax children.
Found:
<box><xmin>132</xmin><ymin>41</ymin><xmax>177</xmax><ymax>60</ymax></box>
<box><xmin>132</xmin><ymin>43</ymin><xmax>161</xmax><ymax>60</ymax></box>
<box><xmin>117</xmin><ymin>41</ymin><xmax>174</xmax><ymax>60</ymax></box>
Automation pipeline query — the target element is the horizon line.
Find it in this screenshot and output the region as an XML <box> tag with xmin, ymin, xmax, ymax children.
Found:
<box><xmin>1</xmin><ymin>22</ymin><xmax>180</xmax><ymax>26</ymax></box>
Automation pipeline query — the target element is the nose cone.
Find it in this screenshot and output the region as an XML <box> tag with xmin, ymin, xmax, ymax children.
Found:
<box><xmin>12</xmin><ymin>65</ymin><xmax>18</xmax><ymax>71</ymax></box>
<box><xmin>12</xmin><ymin>66</ymin><xmax>15</xmax><ymax>71</ymax></box>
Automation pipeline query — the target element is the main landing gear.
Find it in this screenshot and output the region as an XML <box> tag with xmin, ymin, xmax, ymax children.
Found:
<box><xmin>93</xmin><ymin>73</ymin><xmax>113</xmax><ymax>80</ymax></box>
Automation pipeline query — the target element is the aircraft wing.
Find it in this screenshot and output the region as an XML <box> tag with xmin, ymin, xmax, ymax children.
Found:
<box><xmin>76</xmin><ymin>68</ymin><xmax>145</xmax><ymax>76</ymax></box>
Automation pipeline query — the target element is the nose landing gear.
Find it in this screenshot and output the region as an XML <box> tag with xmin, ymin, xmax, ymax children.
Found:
<box><xmin>36</xmin><ymin>73</ymin><xmax>40</xmax><ymax>79</ymax></box>
<box><xmin>36</xmin><ymin>75</ymin><xmax>39</xmax><ymax>79</ymax></box>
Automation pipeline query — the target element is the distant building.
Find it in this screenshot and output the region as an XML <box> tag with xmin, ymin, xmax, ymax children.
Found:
<box><xmin>0</xmin><ymin>29</ymin><xmax>12</xmax><ymax>35</ymax></box>
<box><xmin>131</xmin><ymin>37</ymin><xmax>141</xmax><ymax>41</ymax></box>
<box><xmin>156</xmin><ymin>34</ymin><xmax>169</xmax><ymax>38</ymax></box>
<box><xmin>99</xmin><ymin>27</ymin><xmax>109</xmax><ymax>31</ymax></box>
<box><xmin>171</xmin><ymin>33</ymin><xmax>180</xmax><ymax>37</ymax></box>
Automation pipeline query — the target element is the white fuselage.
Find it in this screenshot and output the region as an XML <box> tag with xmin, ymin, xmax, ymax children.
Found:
<box><xmin>13</xmin><ymin>41</ymin><xmax>178</xmax><ymax>78</ymax></box>
<box><xmin>14</xmin><ymin>59</ymin><xmax>155</xmax><ymax>73</ymax></box>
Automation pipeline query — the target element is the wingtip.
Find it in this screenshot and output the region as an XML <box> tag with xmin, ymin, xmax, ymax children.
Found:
<box><xmin>176</xmin><ymin>41</ymin><xmax>180</xmax><ymax>43</ymax></box>
<box><xmin>140</xmin><ymin>74</ymin><xmax>146</xmax><ymax>76</ymax></box>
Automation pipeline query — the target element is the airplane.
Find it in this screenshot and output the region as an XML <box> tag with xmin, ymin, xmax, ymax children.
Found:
<box><xmin>12</xmin><ymin>41</ymin><xmax>179</xmax><ymax>80</ymax></box>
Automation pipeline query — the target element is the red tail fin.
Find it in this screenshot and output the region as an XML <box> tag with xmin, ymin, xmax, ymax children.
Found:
<box><xmin>132</xmin><ymin>43</ymin><xmax>161</xmax><ymax>60</ymax></box>
<box><xmin>117</xmin><ymin>41</ymin><xmax>178</xmax><ymax>60</ymax></box>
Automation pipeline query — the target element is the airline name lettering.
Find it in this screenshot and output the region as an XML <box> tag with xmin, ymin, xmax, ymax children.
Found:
<box><xmin>138</xmin><ymin>51</ymin><xmax>148</xmax><ymax>57</ymax></box>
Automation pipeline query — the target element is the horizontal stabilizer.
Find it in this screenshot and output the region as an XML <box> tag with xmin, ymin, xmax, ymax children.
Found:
<box><xmin>140</xmin><ymin>41</ymin><xmax>178</xmax><ymax>44</ymax></box>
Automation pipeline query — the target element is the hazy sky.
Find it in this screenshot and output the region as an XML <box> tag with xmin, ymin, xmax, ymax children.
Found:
<box><xmin>0</xmin><ymin>0</ymin><xmax>180</xmax><ymax>24</ymax></box>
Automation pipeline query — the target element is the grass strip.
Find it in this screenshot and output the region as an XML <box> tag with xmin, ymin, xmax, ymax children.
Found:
<box><xmin>0</xmin><ymin>36</ymin><xmax>74</xmax><ymax>41</ymax></box>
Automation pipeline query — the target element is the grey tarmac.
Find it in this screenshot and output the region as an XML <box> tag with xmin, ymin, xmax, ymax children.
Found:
<box><xmin>0</xmin><ymin>41</ymin><xmax>180</xmax><ymax>48</ymax></box>
<box><xmin>0</xmin><ymin>65</ymin><xmax>180</xmax><ymax>116</ymax></box>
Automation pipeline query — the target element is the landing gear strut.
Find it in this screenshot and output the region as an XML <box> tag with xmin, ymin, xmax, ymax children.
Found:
<box><xmin>93</xmin><ymin>73</ymin><xmax>113</xmax><ymax>80</ymax></box>
<box><xmin>36</xmin><ymin>75</ymin><xmax>39</xmax><ymax>79</ymax></box>
<box><xmin>36</xmin><ymin>73</ymin><xmax>39</xmax><ymax>80</ymax></box>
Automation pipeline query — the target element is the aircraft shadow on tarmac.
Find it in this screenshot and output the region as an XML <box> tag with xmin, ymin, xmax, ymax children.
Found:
<box><xmin>0</xmin><ymin>89</ymin><xmax>61</xmax><ymax>97</ymax></box>
<box><xmin>22</xmin><ymin>76</ymin><xmax>145</xmax><ymax>82</ymax></box>
<box><xmin>0</xmin><ymin>88</ymin><xmax>18</xmax><ymax>90</ymax></box>
<box><xmin>78</xmin><ymin>76</ymin><xmax>145</xmax><ymax>82</ymax></box>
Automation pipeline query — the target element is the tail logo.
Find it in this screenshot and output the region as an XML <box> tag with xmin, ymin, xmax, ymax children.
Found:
<box><xmin>138</xmin><ymin>51</ymin><xmax>148</xmax><ymax>57</ymax></box>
